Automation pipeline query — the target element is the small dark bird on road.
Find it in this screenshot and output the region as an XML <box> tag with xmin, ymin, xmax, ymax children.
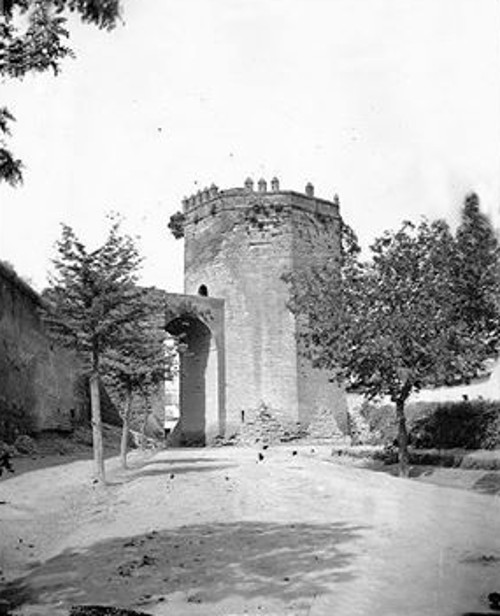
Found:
<box><xmin>170</xmin><ymin>473</ymin><xmax>175</xmax><ymax>480</ymax></box>
<box><xmin>292</xmin><ymin>450</ymin><xmax>298</xmax><ymax>456</ymax></box>
<box><xmin>258</xmin><ymin>453</ymin><xmax>264</xmax><ymax>462</ymax></box>
<box><xmin>262</xmin><ymin>444</ymin><xmax>269</xmax><ymax>450</ymax></box>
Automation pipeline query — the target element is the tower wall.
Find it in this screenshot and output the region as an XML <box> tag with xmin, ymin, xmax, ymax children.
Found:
<box><xmin>184</xmin><ymin>185</ymin><xmax>298</xmax><ymax>432</ymax></box>
<box><xmin>182</xmin><ymin>180</ymin><xmax>348</xmax><ymax>436</ymax></box>
<box><xmin>291</xmin><ymin>196</ymin><xmax>349</xmax><ymax>433</ymax></box>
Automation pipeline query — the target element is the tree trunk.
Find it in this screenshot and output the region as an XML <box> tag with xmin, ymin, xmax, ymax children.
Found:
<box><xmin>140</xmin><ymin>392</ymin><xmax>150</xmax><ymax>451</ymax></box>
<box><xmin>395</xmin><ymin>398</ymin><xmax>409</xmax><ymax>477</ymax></box>
<box><xmin>89</xmin><ymin>372</ymin><xmax>105</xmax><ymax>482</ymax></box>
<box><xmin>120</xmin><ymin>392</ymin><xmax>132</xmax><ymax>469</ymax></box>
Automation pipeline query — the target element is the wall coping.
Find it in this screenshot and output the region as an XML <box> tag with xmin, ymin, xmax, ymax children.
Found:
<box><xmin>0</xmin><ymin>261</ymin><xmax>41</xmax><ymax>305</ymax></box>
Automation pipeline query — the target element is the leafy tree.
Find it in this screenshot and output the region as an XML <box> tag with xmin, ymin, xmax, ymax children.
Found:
<box><xmin>0</xmin><ymin>0</ymin><xmax>121</xmax><ymax>185</ymax></box>
<box><xmin>103</xmin><ymin>288</ymin><xmax>173</xmax><ymax>469</ymax></box>
<box><xmin>42</xmin><ymin>216</ymin><xmax>143</xmax><ymax>482</ymax></box>
<box><xmin>287</xmin><ymin>216</ymin><xmax>500</xmax><ymax>476</ymax></box>
<box><xmin>453</xmin><ymin>192</ymin><xmax>500</xmax><ymax>361</ymax></box>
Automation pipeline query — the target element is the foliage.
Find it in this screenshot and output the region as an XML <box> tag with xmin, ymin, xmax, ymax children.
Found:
<box><xmin>0</xmin><ymin>107</ymin><xmax>22</xmax><ymax>186</ymax></box>
<box><xmin>1</xmin><ymin>0</ymin><xmax>120</xmax><ymax>78</ymax></box>
<box><xmin>452</xmin><ymin>192</ymin><xmax>500</xmax><ymax>360</ymax></box>
<box><xmin>102</xmin><ymin>288</ymin><xmax>171</xmax><ymax>401</ymax></box>
<box><xmin>168</xmin><ymin>211</ymin><xmax>185</xmax><ymax>239</ymax></box>
<box><xmin>0</xmin><ymin>0</ymin><xmax>121</xmax><ymax>185</ymax></box>
<box><xmin>354</xmin><ymin>397</ymin><xmax>500</xmax><ymax>451</ymax></box>
<box><xmin>411</xmin><ymin>399</ymin><xmax>500</xmax><ymax>450</ymax></box>
<box><xmin>286</xmin><ymin>203</ymin><xmax>500</xmax><ymax>475</ymax></box>
<box><xmin>42</xmin><ymin>217</ymin><xmax>143</xmax><ymax>369</ymax></box>
<box><xmin>0</xmin><ymin>400</ymin><xmax>37</xmax><ymax>442</ymax></box>
<box><xmin>289</xmin><ymin>218</ymin><xmax>467</xmax><ymax>396</ymax></box>
<box><xmin>102</xmin><ymin>287</ymin><xmax>173</xmax><ymax>464</ymax></box>
<box><xmin>42</xmin><ymin>216</ymin><xmax>144</xmax><ymax>480</ymax></box>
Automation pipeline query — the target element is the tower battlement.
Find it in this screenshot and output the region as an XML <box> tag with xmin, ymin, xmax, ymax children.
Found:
<box><xmin>182</xmin><ymin>177</ymin><xmax>341</xmax><ymax>227</ymax></box>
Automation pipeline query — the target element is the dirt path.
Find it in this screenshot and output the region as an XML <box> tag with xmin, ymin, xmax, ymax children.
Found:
<box><xmin>1</xmin><ymin>446</ymin><xmax>499</xmax><ymax>616</ymax></box>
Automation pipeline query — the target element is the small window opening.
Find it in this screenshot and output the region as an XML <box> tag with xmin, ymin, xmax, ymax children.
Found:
<box><xmin>198</xmin><ymin>284</ymin><xmax>208</xmax><ymax>297</ymax></box>
<box><xmin>241</xmin><ymin>410</ymin><xmax>245</xmax><ymax>423</ymax></box>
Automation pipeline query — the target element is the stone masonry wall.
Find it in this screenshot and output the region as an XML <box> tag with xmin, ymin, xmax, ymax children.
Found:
<box><xmin>0</xmin><ymin>263</ymin><xmax>85</xmax><ymax>440</ymax></box>
<box><xmin>184</xmin><ymin>182</ymin><xmax>298</xmax><ymax>434</ymax></box>
<box><xmin>182</xmin><ymin>179</ymin><xmax>349</xmax><ymax>437</ymax></box>
<box><xmin>291</xmin><ymin>193</ymin><xmax>348</xmax><ymax>434</ymax></box>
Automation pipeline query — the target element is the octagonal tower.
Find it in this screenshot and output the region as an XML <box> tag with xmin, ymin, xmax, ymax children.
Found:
<box><xmin>180</xmin><ymin>177</ymin><xmax>347</xmax><ymax>438</ymax></box>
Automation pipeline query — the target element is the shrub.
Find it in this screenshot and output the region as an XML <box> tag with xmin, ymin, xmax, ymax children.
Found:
<box><xmin>14</xmin><ymin>434</ymin><xmax>38</xmax><ymax>455</ymax></box>
<box><xmin>410</xmin><ymin>400</ymin><xmax>500</xmax><ymax>450</ymax></box>
<box><xmin>0</xmin><ymin>400</ymin><xmax>37</xmax><ymax>443</ymax></box>
<box><xmin>358</xmin><ymin>401</ymin><xmax>397</xmax><ymax>444</ymax></box>
<box><xmin>360</xmin><ymin>399</ymin><xmax>500</xmax><ymax>450</ymax></box>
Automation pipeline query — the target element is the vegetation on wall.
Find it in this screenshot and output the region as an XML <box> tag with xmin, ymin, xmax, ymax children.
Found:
<box><xmin>168</xmin><ymin>211</ymin><xmax>186</xmax><ymax>239</ymax></box>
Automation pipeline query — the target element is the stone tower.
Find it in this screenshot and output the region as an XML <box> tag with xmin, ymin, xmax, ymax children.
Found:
<box><xmin>178</xmin><ymin>178</ymin><xmax>347</xmax><ymax>440</ymax></box>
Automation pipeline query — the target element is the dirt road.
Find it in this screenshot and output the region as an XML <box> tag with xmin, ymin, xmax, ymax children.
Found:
<box><xmin>1</xmin><ymin>446</ymin><xmax>499</xmax><ymax>616</ymax></box>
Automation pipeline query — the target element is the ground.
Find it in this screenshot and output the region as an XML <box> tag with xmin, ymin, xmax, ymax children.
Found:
<box><xmin>1</xmin><ymin>445</ymin><xmax>499</xmax><ymax>616</ymax></box>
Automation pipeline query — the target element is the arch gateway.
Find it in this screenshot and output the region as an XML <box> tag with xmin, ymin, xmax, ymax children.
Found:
<box><xmin>165</xmin><ymin>179</ymin><xmax>349</xmax><ymax>446</ymax></box>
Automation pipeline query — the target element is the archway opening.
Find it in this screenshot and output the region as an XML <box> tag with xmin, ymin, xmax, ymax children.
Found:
<box><xmin>163</xmin><ymin>334</ymin><xmax>180</xmax><ymax>438</ymax></box>
<box><xmin>165</xmin><ymin>315</ymin><xmax>218</xmax><ymax>446</ymax></box>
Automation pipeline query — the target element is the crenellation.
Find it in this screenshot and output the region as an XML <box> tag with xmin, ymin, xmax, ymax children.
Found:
<box><xmin>181</xmin><ymin>179</ymin><xmax>341</xmax><ymax>231</ymax></box>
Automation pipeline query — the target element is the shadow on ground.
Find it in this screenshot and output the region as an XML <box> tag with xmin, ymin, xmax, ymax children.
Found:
<box><xmin>472</xmin><ymin>472</ymin><xmax>500</xmax><ymax>496</ymax></box>
<box><xmin>5</xmin><ymin>448</ymin><xmax>120</xmax><ymax>480</ymax></box>
<box><xmin>0</xmin><ymin>521</ymin><xmax>364</xmax><ymax>612</ymax></box>
<box><xmin>107</xmin><ymin>461</ymin><xmax>238</xmax><ymax>485</ymax></box>
<box><xmin>132</xmin><ymin>458</ymin><xmax>223</xmax><ymax>467</ymax></box>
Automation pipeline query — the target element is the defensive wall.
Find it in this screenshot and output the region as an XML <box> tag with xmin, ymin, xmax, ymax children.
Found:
<box><xmin>0</xmin><ymin>262</ymin><xmax>86</xmax><ymax>440</ymax></box>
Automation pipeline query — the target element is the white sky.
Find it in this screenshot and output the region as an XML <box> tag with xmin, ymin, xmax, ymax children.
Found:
<box><xmin>1</xmin><ymin>0</ymin><xmax>499</xmax><ymax>292</ymax></box>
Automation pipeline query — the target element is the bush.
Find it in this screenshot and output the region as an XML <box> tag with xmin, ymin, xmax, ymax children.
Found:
<box><xmin>14</xmin><ymin>434</ymin><xmax>38</xmax><ymax>455</ymax></box>
<box><xmin>72</xmin><ymin>426</ymin><xmax>94</xmax><ymax>446</ymax></box>
<box><xmin>373</xmin><ymin>443</ymin><xmax>399</xmax><ymax>464</ymax></box>
<box><xmin>0</xmin><ymin>400</ymin><xmax>37</xmax><ymax>443</ymax></box>
<box><xmin>411</xmin><ymin>400</ymin><xmax>500</xmax><ymax>450</ymax></box>
<box><xmin>359</xmin><ymin>401</ymin><xmax>397</xmax><ymax>444</ymax></box>
<box><xmin>361</xmin><ymin>398</ymin><xmax>500</xmax><ymax>450</ymax></box>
